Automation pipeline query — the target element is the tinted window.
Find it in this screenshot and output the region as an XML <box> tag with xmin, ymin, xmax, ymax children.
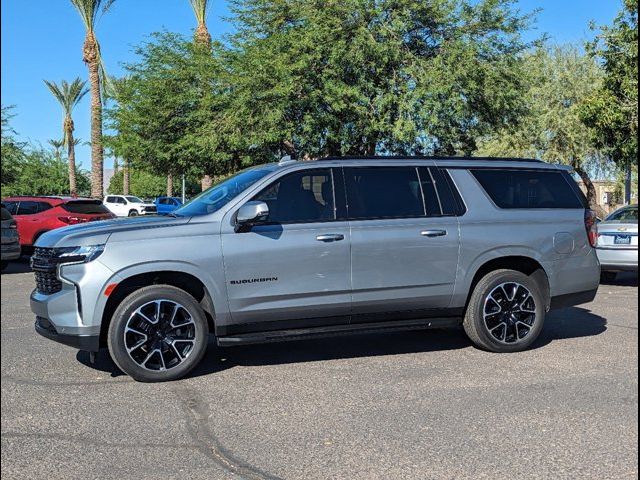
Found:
<box><xmin>417</xmin><ymin>168</ymin><xmax>441</xmax><ymax>216</ymax></box>
<box><xmin>62</xmin><ymin>201</ymin><xmax>111</xmax><ymax>215</ymax></box>
<box><xmin>471</xmin><ymin>169</ymin><xmax>584</xmax><ymax>209</ymax></box>
<box><xmin>345</xmin><ymin>167</ymin><xmax>424</xmax><ymax>219</ymax></box>
<box><xmin>3</xmin><ymin>201</ymin><xmax>18</xmax><ymax>215</ymax></box>
<box><xmin>253</xmin><ymin>169</ymin><xmax>335</xmax><ymax>224</ymax></box>
<box><xmin>429</xmin><ymin>168</ymin><xmax>466</xmax><ymax>216</ymax></box>
<box><xmin>37</xmin><ymin>202</ymin><xmax>53</xmax><ymax>213</ymax></box>
<box><xmin>105</xmin><ymin>196</ymin><xmax>116</xmax><ymax>203</ymax></box>
<box><xmin>16</xmin><ymin>201</ymin><xmax>40</xmax><ymax>215</ymax></box>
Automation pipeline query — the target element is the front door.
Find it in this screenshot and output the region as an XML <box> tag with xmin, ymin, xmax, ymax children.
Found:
<box><xmin>344</xmin><ymin>165</ymin><xmax>461</xmax><ymax>321</ymax></box>
<box><xmin>221</xmin><ymin>168</ymin><xmax>351</xmax><ymax>333</ymax></box>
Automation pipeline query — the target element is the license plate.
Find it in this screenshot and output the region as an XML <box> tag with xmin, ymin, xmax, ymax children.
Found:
<box><xmin>615</xmin><ymin>235</ymin><xmax>632</xmax><ymax>245</ymax></box>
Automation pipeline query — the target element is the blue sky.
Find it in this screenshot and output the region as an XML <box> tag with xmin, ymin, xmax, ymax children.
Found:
<box><xmin>1</xmin><ymin>0</ymin><xmax>622</xmax><ymax>170</ymax></box>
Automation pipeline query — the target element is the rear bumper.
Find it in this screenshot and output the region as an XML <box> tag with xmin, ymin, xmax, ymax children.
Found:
<box><xmin>550</xmin><ymin>288</ymin><xmax>598</xmax><ymax>310</ymax></box>
<box><xmin>596</xmin><ymin>248</ymin><xmax>638</xmax><ymax>272</ymax></box>
<box><xmin>1</xmin><ymin>242</ymin><xmax>21</xmax><ymax>261</ymax></box>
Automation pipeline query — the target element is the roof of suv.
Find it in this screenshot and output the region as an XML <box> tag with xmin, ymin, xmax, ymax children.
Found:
<box><xmin>272</xmin><ymin>156</ymin><xmax>567</xmax><ymax>171</ymax></box>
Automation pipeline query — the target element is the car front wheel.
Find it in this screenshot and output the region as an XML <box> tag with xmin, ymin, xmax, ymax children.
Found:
<box><xmin>463</xmin><ymin>269</ymin><xmax>546</xmax><ymax>353</ymax></box>
<box><xmin>107</xmin><ymin>285</ymin><xmax>209</xmax><ymax>382</ymax></box>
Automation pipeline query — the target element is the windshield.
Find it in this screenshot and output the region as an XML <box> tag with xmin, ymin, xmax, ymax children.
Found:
<box><xmin>174</xmin><ymin>167</ymin><xmax>274</xmax><ymax>217</ymax></box>
<box><xmin>125</xmin><ymin>196</ymin><xmax>143</xmax><ymax>203</ymax></box>
<box><xmin>606</xmin><ymin>206</ymin><xmax>638</xmax><ymax>223</ymax></box>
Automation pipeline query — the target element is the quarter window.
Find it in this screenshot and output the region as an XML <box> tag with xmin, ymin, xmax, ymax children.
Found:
<box><xmin>252</xmin><ymin>169</ymin><xmax>335</xmax><ymax>224</ymax></box>
<box><xmin>471</xmin><ymin>169</ymin><xmax>584</xmax><ymax>209</ymax></box>
<box><xmin>345</xmin><ymin>167</ymin><xmax>424</xmax><ymax>220</ymax></box>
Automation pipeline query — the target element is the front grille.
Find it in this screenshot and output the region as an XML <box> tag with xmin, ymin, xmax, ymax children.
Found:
<box><xmin>143</xmin><ymin>206</ymin><xmax>157</xmax><ymax>213</ymax></box>
<box><xmin>32</xmin><ymin>247</ymin><xmax>63</xmax><ymax>295</ymax></box>
<box><xmin>34</xmin><ymin>270</ymin><xmax>62</xmax><ymax>295</ymax></box>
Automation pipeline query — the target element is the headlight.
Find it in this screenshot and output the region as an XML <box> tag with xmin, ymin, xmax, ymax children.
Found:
<box><xmin>56</xmin><ymin>245</ymin><xmax>105</xmax><ymax>264</ymax></box>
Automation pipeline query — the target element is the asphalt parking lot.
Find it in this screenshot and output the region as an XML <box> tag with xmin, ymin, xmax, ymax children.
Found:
<box><xmin>1</xmin><ymin>259</ymin><xmax>638</xmax><ymax>480</ymax></box>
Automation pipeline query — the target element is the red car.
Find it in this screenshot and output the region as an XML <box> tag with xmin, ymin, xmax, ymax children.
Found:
<box><xmin>1</xmin><ymin>196</ymin><xmax>115</xmax><ymax>251</ymax></box>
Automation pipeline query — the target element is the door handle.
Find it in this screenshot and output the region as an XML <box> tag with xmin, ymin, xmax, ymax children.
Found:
<box><xmin>316</xmin><ymin>234</ymin><xmax>345</xmax><ymax>242</ymax></box>
<box><xmin>421</xmin><ymin>230</ymin><xmax>447</xmax><ymax>238</ymax></box>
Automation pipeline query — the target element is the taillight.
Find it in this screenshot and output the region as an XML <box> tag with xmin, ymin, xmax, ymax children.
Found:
<box><xmin>58</xmin><ymin>216</ymin><xmax>89</xmax><ymax>225</ymax></box>
<box><xmin>584</xmin><ymin>209</ymin><xmax>598</xmax><ymax>248</ymax></box>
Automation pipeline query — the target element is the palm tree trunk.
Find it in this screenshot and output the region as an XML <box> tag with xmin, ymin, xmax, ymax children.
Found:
<box><xmin>123</xmin><ymin>160</ymin><xmax>130</xmax><ymax>195</ymax></box>
<box><xmin>85</xmin><ymin>32</ymin><xmax>104</xmax><ymax>199</ymax></box>
<box><xmin>66</xmin><ymin>119</ymin><xmax>78</xmax><ymax>197</ymax></box>
<box><xmin>167</xmin><ymin>173</ymin><xmax>173</xmax><ymax>197</ymax></box>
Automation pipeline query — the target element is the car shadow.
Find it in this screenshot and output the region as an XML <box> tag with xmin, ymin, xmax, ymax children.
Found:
<box><xmin>600</xmin><ymin>271</ymin><xmax>638</xmax><ymax>287</ymax></box>
<box><xmin>78</xmin><ymin>306</ymin><xmax>608</xmax><ymax>380</ymax></box>
<box><xmin>1</xmin><ymin>256</ymin><xmax>32</xmax><ymax>275</ymax></box>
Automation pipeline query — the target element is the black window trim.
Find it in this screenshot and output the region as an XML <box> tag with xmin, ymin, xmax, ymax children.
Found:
<box><xmin>436</xmin><ymin>168</ymin><xmax>467</xmax><ymax>217</ymax></box>
<box><xmin>247</xmin><ymin>167</ymin><xmax>341</xmax><ymax>227</ymax></box>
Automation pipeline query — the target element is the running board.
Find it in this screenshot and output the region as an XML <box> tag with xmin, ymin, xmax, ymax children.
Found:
<box><xmin>216</xmin><ymin>317</ymin><xmax>461</xmax><ymax>347</ymax></box>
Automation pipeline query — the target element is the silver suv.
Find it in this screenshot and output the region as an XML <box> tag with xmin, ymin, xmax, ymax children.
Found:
<box><xmin>31</xmin><ymin>157</ymin><xmax>601</xmax><ymax>382</ymax></box>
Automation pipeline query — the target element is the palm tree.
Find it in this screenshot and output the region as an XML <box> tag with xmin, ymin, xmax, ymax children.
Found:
<box><xmin>189</xmin><ymin>0</ymin><xmax>211</xmax><ymax>47</ymax></box>
<box><xmin>48</xmin><ymin>139</ymin><xmax>65</xmax><ymax>161</ymax></box>
<box><xmin>188</xmin><ymin>0</ymin><xmax>213</xmax><ymax>191</ymax></box>
<box><xmin>44</xmin><ymin>79</ymin><xmax>88</xmax><ymax>196</ymax></box>
<box><xmin>69</xmin><ymin>0</ymin><xmax>115</xmax><ymax>198</ymax></box>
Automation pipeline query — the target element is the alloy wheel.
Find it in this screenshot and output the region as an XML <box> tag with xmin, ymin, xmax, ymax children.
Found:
<box><xmin>483</xmin><ymin>282</ymin><xmax>537</xmax><ymax>345</ymax></box>
<box><xmin>124</xmin><ymin>299</ymin><xmax>196</xmax><ymax>371</ymax></box>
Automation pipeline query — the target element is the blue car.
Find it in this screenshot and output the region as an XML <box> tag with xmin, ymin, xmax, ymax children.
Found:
<box><xmin>154</xmin><ymin>196</ymin><xmax>183</xmax><ymax>215</ymax></box>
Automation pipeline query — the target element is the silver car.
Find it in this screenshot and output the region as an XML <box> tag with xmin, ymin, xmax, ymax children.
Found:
<box><xmin>596</xmin><ymin>205</ymin><xmax>638</xmax><ymax>280</ymax></box>
<box><xmin>30</xmin><ymin>157</ymin><xmax>601</xmax><ymax>382</ymax></box>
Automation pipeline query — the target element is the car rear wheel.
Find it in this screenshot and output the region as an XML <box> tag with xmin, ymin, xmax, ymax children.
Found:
<box><xmin>128</xmin><ymin>210</ymin><xmax>139</xmax><ymax>217</ymax></box>
<box><xmin>463</xmin><ymin>269</ymin><xmax>545</xmax><ymax>353</ymax></box>
<box><xmin>107</xmin><ymin>285</ymin><xmax>209</xmax><ymax>382</ymax></box>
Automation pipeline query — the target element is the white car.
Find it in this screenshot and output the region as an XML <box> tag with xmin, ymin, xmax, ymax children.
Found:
<box><xmin>103</xmin><ymin>195</ymin><xmax>157</xmax><ymax>217</ymax></box>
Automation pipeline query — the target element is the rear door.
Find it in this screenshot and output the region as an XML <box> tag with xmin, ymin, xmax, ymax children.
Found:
<box><xmin>345</xmin><ymin>165</ymin><xmax>461</xmax><ymax>322</ymax></box>
<box><xmin>221</xmin><ymin>167</ymin><xmax>352</xmax><ymax>333</ymax></box>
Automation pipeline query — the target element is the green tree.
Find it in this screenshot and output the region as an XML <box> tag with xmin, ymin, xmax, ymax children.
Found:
<box><xmin>225</xmin><ymin>0</ymin><xmax>534</xmax><ymax>158</ymax></box>
<box><xmin>1</xmin><ymin>148</ymin><xmax>90</xmax><ymax>197</ymax></box>
<box><xmin>105</xmin><ymin>34</ymin><xmax>227</xmax><ymax>186</ymax></box>
<box><xmin>107</xmin><ymin>167</ymin><xmax>201</xmax><ymax>199</ymax></box>
<box><xmin>69</xmin><ymin>0</ymin><xmax>115</xmax><ymax>198</ymax></box>
<box><xmin>581</xmin><ymin>0</ymin><xmax>638</xmax><ymax>203</ymax></box>
<box><xmin>43</xmin><ymin>78</ymin><xmax>89</xmax><ymax>196</ymax></box>
<box><xmin>1</xmin><ymin>106</ymin><xmax>27</xmax><ymax>191</ymax></box>
<box><xmin>477</xmin><ymin>46</ymin><xmax>606</xmax><ymax>208</ymax></box>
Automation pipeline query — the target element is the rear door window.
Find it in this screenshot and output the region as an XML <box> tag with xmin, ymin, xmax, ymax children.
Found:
<box><xmin>62</xmin><ymin>201</ymin><xmax>111</xmax><ymax>215</ymax></box>
<box><xmin>471</xmin><ymin>169</ymin><xmax>584</xmax><ymax>209</ymax></box>
<box><xmin>345</xmin><ymin>167</ymin><xmax>424</xmax><ymax>220</ymax></box>
<box><xmin>1</xmin><ymin>207</ymin><xmax>12</xmax><ymax>221</ymax></box>
<box><xmin>16</xmin><ymin>201</ymin><xmax>40</xmax><ymax>215</ymax></box>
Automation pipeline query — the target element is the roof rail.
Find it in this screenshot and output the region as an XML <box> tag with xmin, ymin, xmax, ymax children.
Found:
<box><xmin>317</xmin><ymin>155</ymin><xmax>544</xmax><ymax>163</ymax></box>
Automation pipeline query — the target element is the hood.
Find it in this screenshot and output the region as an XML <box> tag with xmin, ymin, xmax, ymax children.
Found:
<box><xmin>36</xmin><ymin>215</ymin><xmax>192</xmax><ymax>248</ymax></box>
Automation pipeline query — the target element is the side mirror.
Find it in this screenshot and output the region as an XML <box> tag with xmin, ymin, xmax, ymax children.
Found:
<box><xmin>236</xmin><ymin>201</ymin><xmax>269</xmax><ymax>232</ymax></box>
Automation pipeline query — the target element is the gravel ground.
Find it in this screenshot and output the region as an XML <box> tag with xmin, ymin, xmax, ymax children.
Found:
<box><xmin>1</xmin><ymin>259</ymin><xmax>637</xmax><ymax>480</ymax></box>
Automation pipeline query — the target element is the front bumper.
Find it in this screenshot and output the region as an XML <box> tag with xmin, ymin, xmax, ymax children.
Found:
<box><xmin>35</xmin><ymin>316</ymin><xmax>100</xmax><ymax>351</ymax></box>
<box><xmin>596</xmin><ymin>247</ymin><xmax>638</xmax><ymax>272</ymax></box>
<box><xmin>1</xmin><ymin>241</ymin><xmax>21</xmax><ymax>261</ymax></box>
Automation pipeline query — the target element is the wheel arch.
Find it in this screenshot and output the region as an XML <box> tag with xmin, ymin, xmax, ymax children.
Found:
<box><xmin>465</xmin><ymin>255</ymin><xmax>551</xmax><ymax>312</ymax></box>
<box><xmin>99</xmin><ymin>270</ymin><xmax>217</xmax><ymax>347</ymax></box>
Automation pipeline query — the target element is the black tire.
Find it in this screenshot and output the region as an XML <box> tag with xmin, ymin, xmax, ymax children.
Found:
<box><xmin>463</xmin><ymin>269</ymin><xmax>545</xmax><ymax>353</ymax></box>
<box><xmin>600</xmin><ymin>271</ymin><xmax>618</xmax><ymax>283</ymax></box>
<box><xmin>107</xmin><ymin>285</ymin><xmax>209</xmax><ymax>382</ymax></box>
<box><xmin>128</xmin><ymin>210</ymin><xmax>139</xmax><ymax>217</ymax></box>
